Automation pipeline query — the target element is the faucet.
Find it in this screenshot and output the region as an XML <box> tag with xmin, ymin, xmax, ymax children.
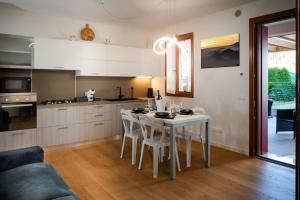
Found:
<box><xmin>116</xmin><ymin>86</ymin><xmax>124</xmax><ymax>99</ymax></box>
<box><xmin>130</xmin><ymin>87</ymin><xmax>134</xmax><ymax>98</ymax></box>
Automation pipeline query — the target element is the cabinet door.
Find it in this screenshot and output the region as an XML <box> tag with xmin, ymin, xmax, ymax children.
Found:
<box><xmin>78</xmin><ymin>59</ymin><xmax>107</xmax><ymax>76</ymax></box>
<box><xmin>106</xmin><ymin>45</ymin><xmax>141</xmax><ymax>77</ymax></box>
<box><xmin>67</xmin><ymin>124</ymin><xmax>87</xmax><ymax>143</ymax></box>
<box><xmin>57</xmin><ymin>40</ymin><xmax>81</xmax><ymax>70</ymax></box>
<box><xmin>54</xmin><ymin>107</ymin><xmax>74</xmax><ymax>126</ymax></box>
<box><xmin>0</xmin><ymin>129</ymin><xmax>36</xmax><ymax>151</ymax></box>
<box><xmin>141</xmin><ymin>49</ymin><xmax>164</xmax><ymax>76</ymax></box>
<box><xmin>87</xmin><ymin>122</ymin><xmax>106</xmax><ymax>140</ymax></box>
<box><xmin>37</xmin><ymin>108</ymin><xmax>55</xmax><ymax>128</ymax></box>
<box><xmin>37</xmin><ymin>126</ymin><xmax>67</xmax><ymax>147</ymax></box>
<box><xmin>34</xmin><ymin>38</ymin><xmax>80</xmax><ymax>70</ymax></box>
<box><xmin>73</xmin><ymin>106</ymin><xmax>87</xmax><ymax>124</ymax></box>
<box><xmin>77</xmin><ymin>42</ymin><xmax>107</xmax><ymax>76</ymax></box>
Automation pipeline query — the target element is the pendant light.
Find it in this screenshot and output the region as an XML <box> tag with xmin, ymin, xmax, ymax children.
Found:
<box><xmin>153</xmin><ymin>0</ymin><xmax>182</xmax><ymax>55</ymax></box>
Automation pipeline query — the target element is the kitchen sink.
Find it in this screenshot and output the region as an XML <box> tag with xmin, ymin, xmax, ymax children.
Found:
<box><xmin>104</xmin><ymin>98</ymin><xmax>139</xmax><ymax>101</ymax></box>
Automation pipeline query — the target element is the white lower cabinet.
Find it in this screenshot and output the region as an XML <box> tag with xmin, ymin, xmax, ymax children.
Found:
<box><xmin>0</xmin><ymin>129</ymin><xmax>37</xmax><ymax>151</ymax></box>
<box><xmin>37</xmin><ymin>104</ymin><xmax>115</xmax><ymax>148</ymax></box>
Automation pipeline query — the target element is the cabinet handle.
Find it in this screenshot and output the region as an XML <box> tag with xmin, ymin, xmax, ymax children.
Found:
<box><xmin>134</xmin><ymin>104</ymin><xmax>141</xmax><ymax>106</ymax></box>
<box><xmin>12</xmin><ymin>132</ymin><xmax>25</xmax><ymax>136</ymax></box>
<box><xmin>57</xmin><ymin>127</ymin><xmax>68</xmax><ymax>130</ymax></box>
<box><xmin>95</xmin><ymin>114</ymin><xmax>104</xmax><ymax>117</ymax></box>
<box><xmin>95</xmin><ymin>105</ymin><xmax>104</xmax><ymax>108</ymax></box>
<box><xmin>58</xmin><ymin>108</ymin><xmax>68</xmax><ymax>111</ymax></box>
<box><xmin>94</xmin><ymin>123</ymin><xmax>104</xmax><ymax>126</ymax></box>
<box><xmin>55</xmin><ymin>66</ymin><xmax>65</xmax><ymax>69</ymax></box>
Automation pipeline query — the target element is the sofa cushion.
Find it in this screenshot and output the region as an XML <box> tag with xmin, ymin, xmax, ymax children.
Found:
<box><xmin>0</xmin><ymin>163</ymin><xmax>78</xmax><ymax>200</ymax></box>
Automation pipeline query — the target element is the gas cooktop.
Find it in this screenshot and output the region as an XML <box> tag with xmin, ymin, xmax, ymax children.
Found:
<box><xmin>41</xmin><ymin>99</ymin><xmax>74</xmax><ymax>105</ymax></box>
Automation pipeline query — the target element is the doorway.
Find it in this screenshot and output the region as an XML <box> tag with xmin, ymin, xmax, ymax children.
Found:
<box><xmin>249</xmin><ymin>9</ymin><xmax>296</xmax><ymax>167</ymax></box>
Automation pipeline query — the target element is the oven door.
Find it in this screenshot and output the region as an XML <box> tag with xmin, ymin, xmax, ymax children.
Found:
<box><xmin>0</xmin><ymin>77</ymin><xmax>31</xmax><ymax>93</ymax></box>
<box><xmin>0</xmin><ymin>102</ymin><xmax>36</xmax><ymax>132</ymax></box>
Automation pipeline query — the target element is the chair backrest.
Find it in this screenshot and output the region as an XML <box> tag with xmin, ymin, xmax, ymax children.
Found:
<box><xmin>120</xmin><ymin>109</ymin><xmax>139</xmax><ymax>136</ymax></box>
<box><xmin>139</xmin><ymin>115</ymin><xmax>166</xmax><ymax>144</ymax></box>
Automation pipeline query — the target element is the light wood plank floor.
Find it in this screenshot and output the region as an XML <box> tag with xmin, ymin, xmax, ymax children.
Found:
<box><xmin>45</xmin><ymin>140</ymin><xmax>295</xmax><ymax>200</ymax></box>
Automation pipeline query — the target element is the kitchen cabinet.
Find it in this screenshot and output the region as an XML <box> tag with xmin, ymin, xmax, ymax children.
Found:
<box><xmin>37</xmin><ymin>106</ymin><xmax>74</xmax><ymax>128</ymax></box>
<box><xmin>0</xmin><ymin>129</ymin><xmax>36</xmax><ymax>151</ymax></box>
<box><xmin>33</xmin><ymin>37</ymin><xmax>164</xmax><ymax>76</ymax></box>
<box><xmin>37</xmin><ymin>103</ymin><xmax>114</xmax><ymax>147</ymax></box>
<box><xmin>76</xmin><ymin>42</ymin><xmax>107</xmax><ymax>76</ymax></box>
<box><xmin>106</xmin><ymin>45</ymin><xmax>141</xmax><ymax>77</ymax></box>
<box><xmin>141</xmin><ymin>49</ymin><xmax>165</xmax><ymax>76</ymax></box>
<box><xmin>34</xmin><ymin>38</ymin><xmax>81</xmax><ymax>70</ymax></box>
<box><xmin>37</xmin><ymin>124</ymin><xmax>87</xmax><ymax>147</ymax></box>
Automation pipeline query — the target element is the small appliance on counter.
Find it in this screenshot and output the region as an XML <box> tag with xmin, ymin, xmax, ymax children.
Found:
<box><xmin>0</xmin><ymin>93</ymin><xmax>37</xmax><ymax>132</ymax></box>
<box><xmin>85</xmin><ymin>89</ymin><xmax>95</xmax><ymax>102</ymax></box>
<box><xmin>147</xmin><ymin>88</ymin><xmax>154</xmax><ymax>98</ymax></box>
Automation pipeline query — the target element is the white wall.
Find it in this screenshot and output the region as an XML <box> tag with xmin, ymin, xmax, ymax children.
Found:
<box><xmin>151</xmin><ymin>0</ymin><xmax>296</xmax><ymax>155</ymax></box>
<box><xmin>0</xmin><ymin>3</ymin><xmax>152</xmax><ymax>48</ymax></box>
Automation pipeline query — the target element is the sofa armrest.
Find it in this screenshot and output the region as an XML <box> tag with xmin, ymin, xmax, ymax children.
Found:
<box><xmin>0</xmin><ymin>146</ymin><xmax>44</xmax><ymax>172</ymax></box>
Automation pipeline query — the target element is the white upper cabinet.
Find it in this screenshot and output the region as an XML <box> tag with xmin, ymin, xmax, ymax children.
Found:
<box><xmin>33</xmin><ymin>37</ymin><xmax>164</xmax><ymax>77</ymax></box>
<box><xmin>33</xmin><ymin>38</ymin><xmax>81</xmax><ymax>70</ymax></box>
<box><xmin>140</xmin><ymin>49</ymin><xmax>164</xmax><ymax>76</ymax></box>
<box><xmin>76</xmin><ymin>42</ymin><xmax>107</xmax><ymax>76</ymax></box>
<box><xmin>106</xmin><ymin>45</ymin><xmax>141</xmax><ymax>77</ymax></box>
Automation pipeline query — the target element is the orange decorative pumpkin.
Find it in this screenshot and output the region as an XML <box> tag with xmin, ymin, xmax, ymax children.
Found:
<box><xmin>81</xmin><ymin>24</ymin><xmax>95</xmax><ymax>41</ymax></box>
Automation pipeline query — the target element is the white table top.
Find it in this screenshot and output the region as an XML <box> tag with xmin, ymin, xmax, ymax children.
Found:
<box><xmin>144</xmin><ymin>111</ymin><xmax>210</xmax><ymax>126</ymax></box>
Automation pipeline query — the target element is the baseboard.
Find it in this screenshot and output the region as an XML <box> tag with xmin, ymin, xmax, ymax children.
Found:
<box><xmin>211</xmin><ymin>141</ymin><xmax>249</xmax><ymax>156</ymax></box>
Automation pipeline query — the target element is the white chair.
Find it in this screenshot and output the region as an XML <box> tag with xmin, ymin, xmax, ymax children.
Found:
<box><xmin>177</xmin><ymin>107</ymin><xmax>206</xmax><ymax>167</ymax></box>
<box><xmin>138</xmin><ymin>115</ymin><xmax>181</xmax><ymax>178</ymax></box>
<box><xmin>120</xmin><ymin>109</ymin><xmax>140</xmax><ymax>165</ymax></box>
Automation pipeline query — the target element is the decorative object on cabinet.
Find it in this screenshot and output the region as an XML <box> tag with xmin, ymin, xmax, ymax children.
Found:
<box><xmin>81</xmin><ymin>24</ymin><xmax>95</xmax><ymax>41</ymax></box>
<box><xmin>201</xmin><ymin>33</ymin><xmax>240</xmax><ymax>68</ymax></box>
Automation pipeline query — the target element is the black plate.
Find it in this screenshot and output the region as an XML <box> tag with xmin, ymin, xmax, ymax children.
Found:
<box><xmin>154</xmin><ymin>113</ymin><xmax>176</xmax><ymax>119</ymax></box>
<box><xmin>180</xmin><ymin>109</ymin><xmax>193</xmax><ymax>115</ymax></box>
<box><xmin>155</xmin><ymin>112</ymin><xmax>170</xmax><ymax>118</ymax></box>
<box><xmin>132</xmin><ymin>108</ymin><xmax>145</xmax><ymax>113</ymax></box>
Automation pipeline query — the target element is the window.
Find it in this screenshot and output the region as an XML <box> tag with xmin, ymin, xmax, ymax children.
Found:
<box><xmin>165</xmin><ymin>32</ymin><xmax>194</xmax><ymax>97</ymax></box>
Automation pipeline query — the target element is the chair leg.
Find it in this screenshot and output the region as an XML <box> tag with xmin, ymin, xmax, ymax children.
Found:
<box><xmin>138</xmin><ymin>142</ymin><xmax>145</xmax><ymax>170</ymax></box>
<box><xmin>120</xmin><ymin>135</ymin><xmax>126</xmax><ymax>158</ymax></box>
<box><xmin>201</xmin><ymin>137</ymin><xmax>206</xmax><ymax>161</ymax></box>
<box><xmin>132</xmin><ymin>136</ymin><xmax>138</xmax><ymax>165</ymax></box>
<box><xmin>186</xmin><ymin>136</ymin><xmax>192</xmax><ymax>167</ymax></box>
<box><xmin>175</xmin><ymin>143</ymin><xmax>181</xmax><ymax>172</ymax></box>
<box><xmin>160</xmin><ymin>146</ymin><xmax>165</xmax><ymax>163</ymax></box>
<box><xmin>153</xmin><ymin>146</ymin><xmax>159</xmax><ymax>178</ymax></box>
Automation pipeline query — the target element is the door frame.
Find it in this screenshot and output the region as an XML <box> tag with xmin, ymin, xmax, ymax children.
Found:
<box><xmin>296</xmin><ymin>1</ymin><xmax>300</xmax><ymax>199</ymax></box>
<box><xmin>249</xmin><ymin>9</ymin><xmax>296</xmax><ymax>158</ymax></box>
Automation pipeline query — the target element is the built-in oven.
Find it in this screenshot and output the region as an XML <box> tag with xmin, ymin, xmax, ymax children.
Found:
<box><xmin>0</xmin><ymin>93</ymin><xmax>37</xmax><ymax>132</ymax></box>
<box><xmin>0</xmin><ymin>77</ymin><xmax>31</xmax><ymax>93</ymax></box>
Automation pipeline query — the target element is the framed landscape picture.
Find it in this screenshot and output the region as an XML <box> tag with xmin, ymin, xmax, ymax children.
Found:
<box><xmin>201</xmin><ymin>33</ymin><xmax>240</xmax><ymax>68</ymax></box>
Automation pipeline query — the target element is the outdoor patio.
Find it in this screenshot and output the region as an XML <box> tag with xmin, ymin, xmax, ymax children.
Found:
<box><xmin>266</xmin><ymin>116</ymin><xmax>295</xmax><ymax>165</ymax></box>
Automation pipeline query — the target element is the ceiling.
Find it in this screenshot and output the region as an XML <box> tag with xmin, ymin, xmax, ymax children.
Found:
<box><xmin>0</xmin><ymin>0</ymin><xmax>255</xmax><ymax>29</ymax></box>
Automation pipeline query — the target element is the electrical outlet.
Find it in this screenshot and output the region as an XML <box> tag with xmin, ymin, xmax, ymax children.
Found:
<box><xmin>212</xmin><ymin>127</ymin><xmax>223</xmax><ymax>134</ymax></box>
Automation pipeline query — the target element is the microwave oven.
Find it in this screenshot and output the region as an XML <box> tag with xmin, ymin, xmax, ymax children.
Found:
<box><xmin>0</xmin><ymin>77</ymin><xmax>31</xmax><ymax>93</ymax></box>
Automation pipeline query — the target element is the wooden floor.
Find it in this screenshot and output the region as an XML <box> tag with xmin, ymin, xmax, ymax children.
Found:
<box><xmin>45</xmin><ymin>139</ymin><xmax>295</xmax><ymax>200</ymax></box>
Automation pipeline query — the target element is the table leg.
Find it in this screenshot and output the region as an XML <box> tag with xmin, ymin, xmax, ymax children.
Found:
<box><xmin>205</xmin><ymin>120</ymin><xmax>211</xmax><ymax>167</ymax></box>
<box><xmin>170</xmin><ymin>125</ymin><xmax>176</xmax><ymax>180</ymax></box>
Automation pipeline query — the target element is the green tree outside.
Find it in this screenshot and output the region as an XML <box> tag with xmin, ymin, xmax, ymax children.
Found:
<box><xmin>268</xmin><ymin>67</ymin><xmax>296</xmax><ymax>101</ymax></box>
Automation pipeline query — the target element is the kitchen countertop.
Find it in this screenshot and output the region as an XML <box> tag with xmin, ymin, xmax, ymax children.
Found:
<box><xmin>37</xmin><ymin>98</ymin><xmax>148</xmax><ymax>109</ymax></box>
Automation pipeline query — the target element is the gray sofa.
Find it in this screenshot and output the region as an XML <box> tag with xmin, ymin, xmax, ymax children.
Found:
<box><xmin>0</xmin><ymin>146</ymin><xmax>79</xmax><ymax>200</ymax></box>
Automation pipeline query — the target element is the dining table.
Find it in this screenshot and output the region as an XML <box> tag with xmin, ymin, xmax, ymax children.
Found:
<box><xmin>121</xmin><ymin>110</ymin><xmax>211</xmax><ymax>180</ymax></box>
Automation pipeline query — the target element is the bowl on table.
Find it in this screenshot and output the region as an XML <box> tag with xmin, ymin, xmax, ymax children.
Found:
<box><xmin>155</xmin><ymin>111</ymin><xmax>171</xmax><ymax>118</ymax></box>
<box><xmin>180</xmin><ymin>109</ymin><xmax>193</xmax><ymax>115</ymax></box>
<box><xmin>132</xmin><ymin>107</ymin><xmax>146</xmax><ymax>114</ymax></box>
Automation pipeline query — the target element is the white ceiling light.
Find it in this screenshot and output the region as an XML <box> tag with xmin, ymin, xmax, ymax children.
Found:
<box><xmin>152</xmin><ymin>0</ymin><xmax>182</xmax><ymax>55</ymax></box>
